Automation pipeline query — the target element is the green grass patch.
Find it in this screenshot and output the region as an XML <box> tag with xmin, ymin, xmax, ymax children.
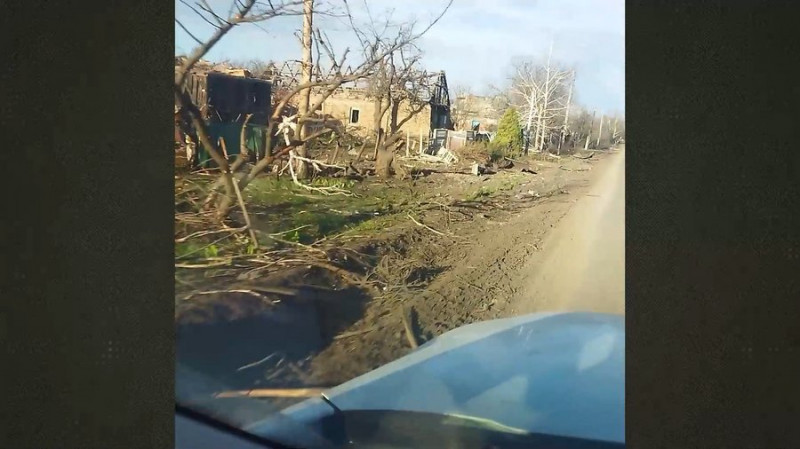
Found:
<box><xmin>465</xmin><ymin>174</ymin><xmax>527</xmax><ymax>201</ymax></box>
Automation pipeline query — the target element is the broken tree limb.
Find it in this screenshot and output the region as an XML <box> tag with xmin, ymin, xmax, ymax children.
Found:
<box><xmin>214</xmin><ymin>388</ymin><xmax>328</xmax><ymax>399</ymax></box>
<box><xmin>328</xmin><ymin>140</ymin><xmax>341</xmax><ymax>165</ymax></box>
<box><xmin>300</xmin><ymin>260</ymin><xmax>377</xmax><ymax>292</ymax></box>
<box><xmin>354</xmin><ymin>140</ymin><xmax>369</xmax><ymax>161</ymax></box>
<box><xmin>219</xmin><ymin>136</ymin><xmax>229</xmax><ymax>160</ymax></box>
<box><xmin>236</xmin><ymin>353</ymin><xmax>279</xmax><ymax>371</ymax></box>
<box><xmin>401</xmin><ymin>305</ymin><xmax>419</xmax><ymax>349</ymax></box>
<box><xmin>175</xmin><ymin>260</ymin><xmax>233</xmax><ymax>269</ymax></box>
<box><xmin>334</xmin><ymin>325</ymin><xmax>380</xmax><ymax>340</ymax></box>
<box><xmin>175</xmin><ymin>226</ymin><xmax>247</xmax><ymax>243</ymax></box>
<box><xmin>181</xmin><ymin>289</ymin><xmax>275</xmax><ymax>301</ymax></box>
<box><xmin>573</xmin><ymin>153</ymin><xmax>595</xmax><ymax>160</ymax></box>
<box><xmin>407</xmin><ymin>213</ymin><xmax>446</xmax><ymax>236</ymax></box>
<box><xmin>231</xmin><ymin>171</ymin><xmax>259</xmax><ymax>250</ymax></box>
<box><xmin>287</xmin><ymin>150</ymin><xmax>352</xmax><ymax>196</ymax></box>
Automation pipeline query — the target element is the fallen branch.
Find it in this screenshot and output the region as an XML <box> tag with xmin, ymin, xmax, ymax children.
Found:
<box><xmin>288</xmin><ymin>150</ymin><xmax>353</xmax><ymax>196</ymax></box>
<box><xmin>231</xmin><ymin>173</ymin><xmax>259</xmax><ymax>250</ymax></box>
<box><xmin>291</xmin><ymin>153</ymin><xmax>346</xmax><ymax>172</ymax></box>
<box><xmin>305</xmin><ymin>260</ymin><xmax>373</xmax><ymax>289</ymax></box>
<box><xmin>236</xmin><ymin>353</ymin><xmax>280</xmax><ymax>371</ymax></box>
<box><xmin>401</xmin><ymin>305</ymin><xmax>419</xmax><ymax>349</ymax></box>
<box><xmin>175</xmin><ymin>226</ymin><xmax>247</xmax><ymax>243</ymax></box>
<box><xmin>214</xmin><ymin>388</ymin><xmax>328</xmax><ymax>399</ymax></box>
<box><xmin>407</xmin><ymin>213</ymin><xmax>446</xmax><ymax>237</ymax></box>
<box><xmin>181</xmin><ymin>289</ymin><xmax>276</xmax><ymax>301</ymax></box>
<box><xmin>334</xmin><ymin>325</ymin><xmax>380</xmax><ymax>340</ymax></box>
<box><xmin>175</xmin><ymin>232</ymin><xmax>239</xmax><ymax>260</ymax></box>
<box><xmin>267</xmin><ymin>234</ymin><xmax>327</xmax><ymax>256</ymax></box>
<box><xmin>268</xmin><ymin>224</ymin><xmax>313</xmax><ymax>236</ymax></box>
<box><xmin>573</xmin><ymin>153</ymin><xmax>595</xmax><ymax>160</ymax></box>
<box><xmin>175</xmin><ymin>259</ymin><xmax>233</xmax><ymax>269</ymax></box>
<box><xmin>399</xmin><ymin>154</ymin><xmax>450</xmax><ymax>164</ymax></box>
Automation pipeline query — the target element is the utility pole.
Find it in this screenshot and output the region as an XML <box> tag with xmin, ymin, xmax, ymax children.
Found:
<box><xmin>584</xmin><ymin>110</ymin><xmax>595</xmax><ymax>151</ymax></box>
<box><xmin>296</xmin><ymin>0</ymin><xmax>314</xmax><ymax>178</ymax></box>
<box><xmin>596</xmin><ymin>114</ymin><xmax>604</xmax><ymax>148</ymax></box>
<box><xmin>558</xmin><ymin>70</ymin><xmax>574</xmax><ymax>155</ymax></box>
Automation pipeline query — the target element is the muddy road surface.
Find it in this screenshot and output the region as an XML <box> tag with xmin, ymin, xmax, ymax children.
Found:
<box><xmin>176</xmin><ymin>148</ymin><xmax>625</xmax><ymax>419</ymax></box>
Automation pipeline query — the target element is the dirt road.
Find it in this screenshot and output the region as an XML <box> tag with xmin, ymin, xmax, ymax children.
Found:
<box><xmin>511</xmin><ymin>146</ymin><xmax>625</xmax><ymax>315</ymax></box>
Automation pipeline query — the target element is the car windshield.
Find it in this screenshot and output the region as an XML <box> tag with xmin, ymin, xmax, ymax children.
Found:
<box><xmin>174</xmin><ymin>0</ymin><xmax>625</xmax><ymax>446</ymax></box>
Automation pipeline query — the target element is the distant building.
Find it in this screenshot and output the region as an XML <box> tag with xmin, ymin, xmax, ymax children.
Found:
<box><xmin>452</xmin><ymin>94</ymin><xmax>504</xmax><ymax>132</ymax></box>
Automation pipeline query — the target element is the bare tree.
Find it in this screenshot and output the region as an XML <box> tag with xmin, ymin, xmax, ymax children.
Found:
<box><xmin>348</xmin><ymin>1</ymin><xmax>454</xmax><ymax>178</ymax></box>
<box><xmin>175</xmin><ymin>0</ymin><xmax>452</xmax><ymax>220</ymax></box>
<box><xmin>596</xmin><ymin>114</ymin><xmax>604</xmax><ymax>148</ymax></box>
<box><xmin>373</xmin><ymin>57</ymin><xmax>440</xmax><ymax>178</ymax></box>
<box><xmin>557</xmin><ymin>70</ymin><xmax>575</xmax><ymax>154</ymax></box>
<box><xmin>583</xmin><ymin>110</ymin><xmax>596</xmax><ymax>151</ymax></box>
<box><xmin>608</xmin><ymin>113</ymin><xmax>625</xmax><ymax>144</ymax></box>
<box><xmin>509</xmin><ymin>49</ymin><xmax>573</xmax><ymax>153</ymax></box>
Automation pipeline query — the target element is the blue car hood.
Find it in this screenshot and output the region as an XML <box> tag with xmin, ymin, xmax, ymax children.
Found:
<box><xmin>248</xmin><ymin>312</ymin><xmax>624</xmax><ymax>445</ymax></box>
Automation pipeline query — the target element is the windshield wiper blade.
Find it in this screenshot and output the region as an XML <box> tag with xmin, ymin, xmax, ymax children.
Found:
<box><xmin>176</xmin><ymin>403</ymin><xmax>306</xmax><ymax>449</ymax></box>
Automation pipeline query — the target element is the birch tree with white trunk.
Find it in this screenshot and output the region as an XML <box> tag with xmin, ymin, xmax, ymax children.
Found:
<box><xmin>509</xmin><ymin>52</ymin><xmax>573</xmax><ymax>153</ymax></box>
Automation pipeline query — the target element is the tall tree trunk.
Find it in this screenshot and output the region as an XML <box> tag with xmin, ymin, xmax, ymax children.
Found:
<box><xmin>388</xmin><ymin>97</ymin><xmax>401</xmax><ymax>134</ymax></box>
<box><xmin>558</xmin><ymin>70</ymin><xmax>575</xmax><ymax>155</ymax></box>
<box><xmin>584</xmin><ymin>110</ymin><xmax>595</xmax><ymax>151</ymax></box>
<box><xmin>596</xmin><ymin>114</ymin><xmax>604</xmax><ymax>148</ymax></box>
<box><xmin>524</xmin><ymin>97</ymin><xmax>535</xmax><ymax>154</ymax></box>
<box><xmin>371</xmin><ymin>95</ymin><xmax>385</xmax><ymax>160</ymax></box>
<box><xmin>535</xmin><ymin>105</ymin><xmax>545</xmax><ymax>152</ymax></box>
<box><xmin>296</xmin><ymin>0</ymin><xmax>314</xmax><ymax>178</ymax></box>
<box><xmin>537</xmin><ymin>40</ymin><xmax>554</xmax><ymax>153</ymax></box>
<box><xmin>376</xmin><ymin>98</ymin><xmax>401</xmax><ymax>178</ymax></box>
<box><xmin>375</xmin><ymin>146</ymin><xmax>393</xmax><ymax>178</ymax></box>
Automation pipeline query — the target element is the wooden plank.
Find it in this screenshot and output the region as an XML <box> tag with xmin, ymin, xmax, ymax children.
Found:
<box><xmin>214</xmin><ymin>388</ymin><xmax>329</xmax><ymax>399</ymax></box>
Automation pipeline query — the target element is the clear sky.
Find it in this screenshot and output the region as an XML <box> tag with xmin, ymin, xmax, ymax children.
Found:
<box><xmin>175</xmin><ymin>0</ymin><xmax>624</xmax><ymax>115</ymax></box>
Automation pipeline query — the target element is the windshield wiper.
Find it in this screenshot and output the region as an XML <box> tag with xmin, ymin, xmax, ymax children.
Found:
<box><xmin>176</xmin><ymin>403</ymin><xmax>305</xmax><ymax>449</ymax></box>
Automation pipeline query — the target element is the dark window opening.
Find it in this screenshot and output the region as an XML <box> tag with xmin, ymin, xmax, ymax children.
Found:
<box><xmin>349</xmin><ymin>108</ymin><xmax>360</xmax><ymax>124</ymax></box>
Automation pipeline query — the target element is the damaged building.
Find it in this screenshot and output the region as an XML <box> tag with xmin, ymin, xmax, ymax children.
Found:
<box><xmin>309</xmin><ymin>70</ymin><xmax>452</xmax><ymax>147</ymax></box>
<box><xmin>175</xmin><ymin>57</ymin><xmax>455</xmax><ymax>166</ymax></box>
<box><xmin>175</xmin><ymin>57</ymin><xmax>272</xmax><ymax>167</ymax></box>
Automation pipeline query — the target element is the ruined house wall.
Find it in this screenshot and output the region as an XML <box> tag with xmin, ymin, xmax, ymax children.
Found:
<box><xmin>453</xmin><ymin>94</ymin><xmax>501</xmax><ymax>131</ymax></box>
<box><xmin>311</xmin><ymin>89</ymin><xmax>432</xmax><ymax>139</ymax></box>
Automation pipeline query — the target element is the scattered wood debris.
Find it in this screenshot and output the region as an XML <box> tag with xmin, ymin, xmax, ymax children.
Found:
<box><xmin>471</xmin><ymin>163</ymin><xmax>497</xmax><ymax>176</ymax></box>
<box><xmin>494</xmin><ymin>158</ymin><xmax>514</xmax><ymax>169</ymax></box>
<box><xmin>435</xmin><ymin>147</ymin><xmax>459</xmax><ymax>164</ymax></box>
